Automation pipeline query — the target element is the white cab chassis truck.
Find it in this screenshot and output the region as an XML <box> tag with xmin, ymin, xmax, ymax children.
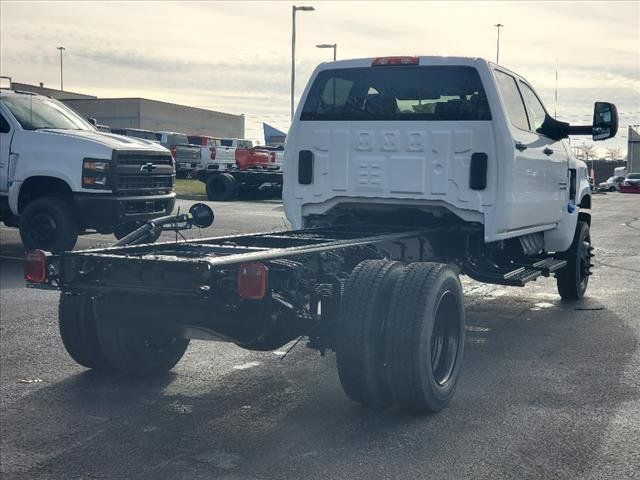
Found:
<box><xmin>0</xmin><ymin>90</ymin><xmax>176</xmax><ymax>252</ymax></box>
<box><xmin>26</xmin><ymin>57</ymin><xmax>617</xmax><ymax>414</ymax></box>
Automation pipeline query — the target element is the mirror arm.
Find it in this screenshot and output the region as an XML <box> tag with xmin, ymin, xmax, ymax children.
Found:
<box><xmin>567</xmin><ymin>125</ymin><xmax>592</xmax><ymax>135</ymax></box>
<box><xmin>539</xmin><ymin>115</ymin><xmax>570</xmax><ymax>141</ymax></box>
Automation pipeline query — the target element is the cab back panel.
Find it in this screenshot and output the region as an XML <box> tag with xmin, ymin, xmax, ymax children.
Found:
<box><xmin>285</xmin><ymin>121</ymin><xmax>497</xmax><ymax>226</ymax></box>
<box><xmin>284</xmin><ymin>63</ymin><xmax>498</xmax><ymax>228</ymax></box>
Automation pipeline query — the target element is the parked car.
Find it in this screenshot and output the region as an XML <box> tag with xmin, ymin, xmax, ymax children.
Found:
<box><xmin>254</xmin><ymin>145</ymin><xmax>284</xmax><ymax>170</ymax></box>
<box><xmin>619</xmin><ymin>172</ymin><xmax>640</xmax><ymax>193</ymax></box>
<box><xmin>188</xmin><ymin>135</ymin><xmax>221</xmax><ymax>171</ymax></box>
<box><xmin>598</xmin><ymin>175</ymin><xmax>625</xmax><ymax>192</ymax></box>
<box><xmin>199</xmin><ymin>138</ymin><xmax>253</xmax><ymax>171</ymax></box>
<box><xmin>156</xmin><ymin>131</ymin><xmax>201</xmax><ymax>178</ymax></box>
<box><xmin>0</xmin><ymin>90</ymin><xmax>175</xmax><ymax>251</ymax></box>
<box><xmin>111</xmin><ymin>128</ymin><xmax>159</xmax><ymax>142</ymax></box>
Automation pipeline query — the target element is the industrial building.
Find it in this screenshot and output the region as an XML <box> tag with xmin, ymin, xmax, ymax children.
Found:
<box><xmin>8</xmin><ymin>82</ymin><xmax>244</xmax><ymax>139</ymax></box>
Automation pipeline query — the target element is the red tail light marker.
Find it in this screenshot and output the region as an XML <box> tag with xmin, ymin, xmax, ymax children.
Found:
<box><xmin>237</xmin><ymin>262</ymin><xmax>268</xmax><ymax>299</ymax></box>
<box><xmin>24</xmin><ymin>250</ymin><xmax>48</xmax><ymax>283</ymax></box>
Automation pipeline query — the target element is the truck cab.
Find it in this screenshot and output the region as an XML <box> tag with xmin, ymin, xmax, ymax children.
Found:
<box><xmin>0</xmin><ymin>89</ymin><xmax>176</xmax><ymax>252</ymax></box>
<box><xmin>285</xmin><ymin>56</ymin><xmax>614</xmax><ymax>255</ymax></box>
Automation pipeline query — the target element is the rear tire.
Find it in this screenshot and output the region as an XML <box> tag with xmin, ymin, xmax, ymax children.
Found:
<box><xmin>19</xmin><ymin>197</ymin><xmax>78</xmax><ymax>252</ymax></box>
<box><xmin>95</xmin><ymin>302</ymin><xmax>190</xmax><ymax>376</ymax></box>
<box><xmin>385</xmin><ymin>262</ymin><xmax>465</xmax><ymax>413</ymax></box>
<box><xmin>206</xmin><ymin>173</ymin><xmax>238</xmax><ymax>201</ymax></box>
<box><xmin>58</xmin><ymin>293</ymin><xmax>115</xmax><ymax>371</ymax></box>
<box><xmin>556</xmin><ymin>221</ymin><xmax>592</xmax><ymax>300</ymax></box>
<box><xmin>336</xmin><ymin>260</ymin><xmax>405</xmax><ymax>409</ymax></box>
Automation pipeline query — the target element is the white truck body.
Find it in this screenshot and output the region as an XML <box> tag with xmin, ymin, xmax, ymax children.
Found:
<box><xmin>199</xmin><ymin>138</ymin><xmax>253</xmax><ymax>172</ymax></box>
<box><xmin>284</xmin><ymin>56</ymin><xmax>592</xmax><ymax>253</ymax></box>
<box><xmin>0</xmin><ymin>90</ymin><xmax>175</xmax><ymax>250</ymax></box>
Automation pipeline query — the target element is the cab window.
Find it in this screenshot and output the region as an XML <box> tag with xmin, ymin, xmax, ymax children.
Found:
<box><xmin>519</xmin><ymin>81</ymin><xmax>548</xmax><ymax>134</ymax></box>
<box><xmin>493</xmin><ymin>70</ymin><xmax>529</xmax><ymax>131</ymax></box>
<box><xmin>0</xmin><ymin>112</ymin><xmax>10</xmax><ymax>133</ymax></box>
<box><xmin>301</xmin><ymin>66</ymin><xmax>491</xmax><ymax>121</ymax></box>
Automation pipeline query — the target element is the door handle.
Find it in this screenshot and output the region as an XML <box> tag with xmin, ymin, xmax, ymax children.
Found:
<box><xmin>543</xmin><ymin>147</ymin><xmax>554</xmax><ymax>155</ymax></box>
<box><xmin>515</xmin><ymin>142</ymin><xmax>528</xmax><ymax>151</ymax></box>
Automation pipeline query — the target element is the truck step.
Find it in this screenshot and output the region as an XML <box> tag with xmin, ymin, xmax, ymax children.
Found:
<box><xmin>531</xmin><ymin>258</ymin><xmax>567</xmax><ymax>276</ymax></box>
<box><xmin>463</xmin><ymin>256</ymin><xmax>567</xmax><ymax>287</ymax></box>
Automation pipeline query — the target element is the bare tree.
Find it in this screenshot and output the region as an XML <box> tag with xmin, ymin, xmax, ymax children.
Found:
<box><xmin>581</xmin><ymin>144</ymin><xmax>596</xmax><ymax>162</ymax></box>
<box><xmin>605</xmin><ymin>147</ymin><xmax>622</xmax><ymax>161</ymax></box>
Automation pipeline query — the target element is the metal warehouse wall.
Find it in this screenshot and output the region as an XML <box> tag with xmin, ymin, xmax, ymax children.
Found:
<box><xmin>63</xmin><ymin>98</ymin><xmax>244</xmax><ymax>138</ymax></box>
<box><xmin>138</xmin><ymin>99</ymin><xmax>244</xmax><ymax>138</ymax></box>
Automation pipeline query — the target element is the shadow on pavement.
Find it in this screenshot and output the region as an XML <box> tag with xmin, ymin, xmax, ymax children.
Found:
<box><xmin>1</xmin><ymin>292</ymin><xmax>638</xmax><ymax>480</ymax></box>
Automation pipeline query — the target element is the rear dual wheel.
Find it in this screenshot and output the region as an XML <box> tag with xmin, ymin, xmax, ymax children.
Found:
<box><xmin>58</xmin><ymin>293</ymin><xmax>189</xmax><ymax>376</ymax></box>
<box><xmin>336</xmin><ymin>260</ymin><xmax>465</xmax><ymax>413</ymax></box>
<box><xmin>206</xmin><ymin>173</ymin><xmax>238</xmax><ymax>201</ymax></box>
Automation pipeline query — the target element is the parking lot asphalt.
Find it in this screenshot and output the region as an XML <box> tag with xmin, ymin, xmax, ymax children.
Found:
<box><xmin>1</xmin><ymin>193</ymin><xmax>639</xmax><ymax>480</ymax></box>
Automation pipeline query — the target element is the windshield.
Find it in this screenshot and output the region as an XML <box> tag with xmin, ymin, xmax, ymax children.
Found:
<box><xmin>627</xmin><ymin>173</ymin><xmax>640</xmax><ymax>179</ymax></box>
<box><xmin>301</xmin><ymin>65</ymin><xmax>491</xmax><ymax>121</ymax></box>
<box><xmin>0</xmin><ymin>94</ymin><xmax>93</xmax><ymax>131</ymax></box>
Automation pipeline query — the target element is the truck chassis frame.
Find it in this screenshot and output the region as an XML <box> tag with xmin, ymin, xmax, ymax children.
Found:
<box><xmin>44</xmin><ymin>222</ymin><xmax>567</xmax><ymax>352</ymax></box>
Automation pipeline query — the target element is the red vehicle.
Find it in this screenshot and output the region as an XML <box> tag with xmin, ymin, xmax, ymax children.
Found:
<box><xmin>235</xmin><ymin>147</ymin><xmax>271</xmax><ymax>170</ymax></box>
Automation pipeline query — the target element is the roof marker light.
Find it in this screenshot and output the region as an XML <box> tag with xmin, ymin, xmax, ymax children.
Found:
<box><xmin>372</xmin><ymin>56</ymin><xmax>419</xmax><ymax>66</ymax></box>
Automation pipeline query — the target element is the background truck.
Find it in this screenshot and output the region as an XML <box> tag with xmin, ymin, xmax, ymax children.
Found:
<box><xmin>197</xmin><ymin>139</ymin><xmax>283</xmax><ymax>201</ymax></box>
<box><xmin>26</xmin><ymin>56</ymin><xmax>617</xmax><ymax>414</ymax></box>
<box><xmin>0</xmin><ymin>89</ymin><xmax>176</xmax><ymax>252</ymax></box>
<box><xmin>156</xmin><ymin>131</ymin><xmax>201</xmax><ymax>178</ymax></box>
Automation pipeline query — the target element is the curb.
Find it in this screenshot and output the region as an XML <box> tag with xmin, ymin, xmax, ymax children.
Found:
<box><xmin>176</xmin><ymin>194</ymin><xmax>208</xmax><ymax>201</ymax></box>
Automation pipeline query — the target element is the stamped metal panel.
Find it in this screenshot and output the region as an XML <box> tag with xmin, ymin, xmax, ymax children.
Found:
<box><xmin>285</xmin><ymin>120</ymin><xmax>497</xmax><ymax>228</ymax></box>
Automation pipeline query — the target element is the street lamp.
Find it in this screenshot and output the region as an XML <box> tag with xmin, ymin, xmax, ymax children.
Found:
<box><xmin>57</xmin><ymin>46</ymin><xmax>66</xmax><ymax>91</ymax></box>
<box><xmin>316</xmin><ymin>43</ymin><xmax>337</xmax><ymax>61</ymax></box>
<box><xmin>291</xmin><ymin>5</ymin><xmax>315</xmax><ymax>120</ymax></box>
<box><xmin>493</xmin><ymin>24</ymin><xmax>503</xmax><ymax>64</ymax></box>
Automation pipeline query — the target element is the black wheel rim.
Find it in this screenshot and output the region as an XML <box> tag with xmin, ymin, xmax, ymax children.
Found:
<box><xmin>578</xmin><ymin>232</ymin><xmax>591</xmax><ymax>293</ymax></box>
<box><xmin>27</xmin><ymin>212</ymin><xmax>58</xmax><ymax>249</ymax></box>
<box><xmin>430</xmin><ymin>290</ymin><xmax>461</xmax><ymax>386</ymax></box>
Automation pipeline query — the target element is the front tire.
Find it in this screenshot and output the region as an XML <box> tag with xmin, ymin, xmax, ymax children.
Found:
<box><xmin>206</xmin><ymin>173</ymin><xmax>238</xmax><ymax>201</ymax></box>
<box><xmin>19</xmin><ymin>197</ymin><xmax>78</xmax><ymax>252</ymax></box>
<box><xmin>385</xmin><ymin>263</ymin><xmax>465</xmax><ymax>413</ymax></box>
<box><xmin>556</xmin><ymin>221</ymin><xmax>592</xmax><ymax>300</ymax></box>
<box><xmin>58</xmin><ymin>293</ymin><xmax>115</xmax><ymax>371</ymax></box>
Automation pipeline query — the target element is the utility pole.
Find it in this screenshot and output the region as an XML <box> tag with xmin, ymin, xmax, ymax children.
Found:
<box><xmin>57</xmin><ymin>46</ymin><xmax>66</xmax><ymax>91</ymax></box>
<box><xmin>291</xmin><ymin>6</ymin><xmax>315</xmax><ymax>120</ymax></box>
<box><xmin>316</xmin><ymin>43</ymin><xmax>337</xmax><ymax>61</ymax></box>
<box><xmin>494</xmin><ymin>24</ymin><xmax>503</xmax><ymax>64</ymax></box>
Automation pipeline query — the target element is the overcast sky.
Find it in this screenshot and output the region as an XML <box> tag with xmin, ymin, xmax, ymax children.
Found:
<box><xmin>1</xmin><ymin>1</ymin><xmax>638</xmax><ymax>154</ymax></box>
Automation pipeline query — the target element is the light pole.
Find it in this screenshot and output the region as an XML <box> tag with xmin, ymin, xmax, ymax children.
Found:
<box><xmin>493</xmin><ymin>24</ymin><xmax>503</xmax><ymax>64</ymax></box>
<box><xmin>316</xmin><ymin>43</ymin><xmax>337</xmax><ymax>61</ymax></box>
<box><xmin>291</xmin><ymin>5</ymin><xmax>315</xmax><ymax>120</ymax></box>
<box><xmin>57</xmin><ymin>46</ymin><xmax>66</xmax><ymax>91</ymax></box>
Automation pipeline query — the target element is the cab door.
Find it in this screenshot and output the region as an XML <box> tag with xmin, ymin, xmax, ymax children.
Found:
<box><xmin>493</xmin><ymin>69</ymin><xmax>565</xmax><ymax>229</ymax></box>
<box><xmin>517</xmin><ymin>80</ymin><xmax>568</xmax><ymax>223</ymax></box>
